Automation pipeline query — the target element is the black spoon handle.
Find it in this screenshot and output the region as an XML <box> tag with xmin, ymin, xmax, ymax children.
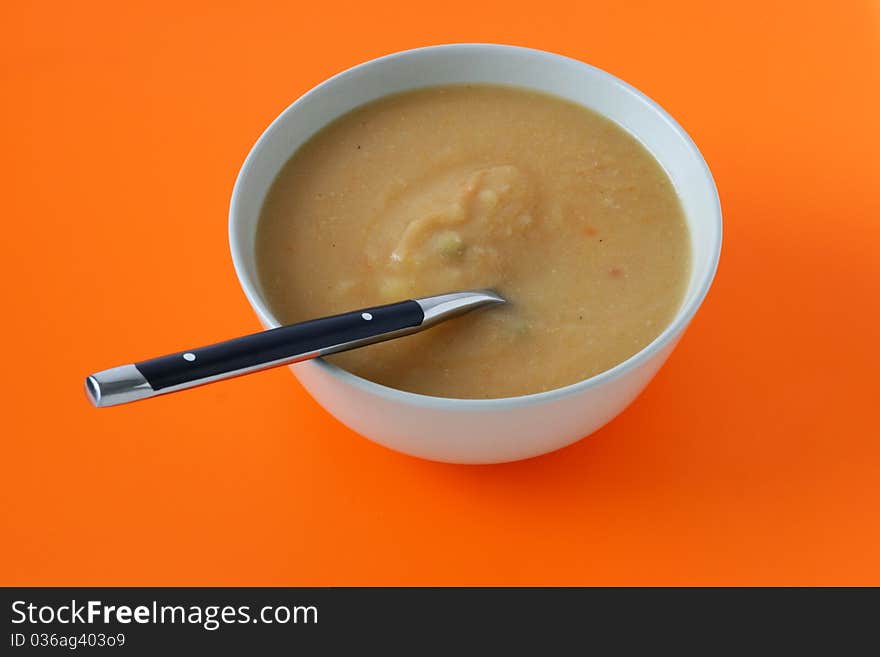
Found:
<box><xmin>137</xmin><ymin>299</ymin><xmax>423</xmax><ymax>391</ymax></box>
<box><xmin>85</xmin><ymin>289</ymin><xmax>504</xmax><ymax>408</ymax></box>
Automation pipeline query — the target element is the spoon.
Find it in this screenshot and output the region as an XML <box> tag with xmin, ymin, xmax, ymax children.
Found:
<box><xmin>85</xmin><ymin>289</ymin><xmax>505</xmax><ymax>408</ymax></box>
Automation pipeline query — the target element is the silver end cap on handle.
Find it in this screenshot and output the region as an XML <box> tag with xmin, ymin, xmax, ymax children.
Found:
<box><xmin>85</xmin><ymin>365</ymin><xmax>154</xmax><ymax>408</ymax></box>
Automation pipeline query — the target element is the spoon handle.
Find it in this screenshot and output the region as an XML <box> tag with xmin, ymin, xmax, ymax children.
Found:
<box><xmin>85</xmin><ymin>290</ymin><xmax>504</xmax><ymax>408</ymax></box>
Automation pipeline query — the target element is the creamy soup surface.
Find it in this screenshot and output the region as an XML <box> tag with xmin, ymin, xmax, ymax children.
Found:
<box><xmin>256</xmin><ymin>85</ymin><xmax>691</xmax><ymax>398</ymax></box>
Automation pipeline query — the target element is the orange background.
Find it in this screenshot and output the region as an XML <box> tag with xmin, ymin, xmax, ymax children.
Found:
<box><xmin>2</xmin><ymin>1</ymin><xmax>879</xmax><ymax>586</ymax></box>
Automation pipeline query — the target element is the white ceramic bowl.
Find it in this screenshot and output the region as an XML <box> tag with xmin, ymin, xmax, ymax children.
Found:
<box><xmin>229</xmin><ymin>44</ymin><xmax>722</xmax><ymax>464</ymax></box>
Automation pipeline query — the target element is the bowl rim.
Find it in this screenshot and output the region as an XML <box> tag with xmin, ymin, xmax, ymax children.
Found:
<box><xmin>229</xmin><ymin>42</ymin><xmax>723</xmax><ymax>411</ymax></box>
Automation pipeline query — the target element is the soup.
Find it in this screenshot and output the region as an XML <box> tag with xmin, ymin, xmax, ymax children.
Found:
<box><xmin>256</xmin><ymin>85</ymin><xmax>690</xmax><ymax>398</ymax></box>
